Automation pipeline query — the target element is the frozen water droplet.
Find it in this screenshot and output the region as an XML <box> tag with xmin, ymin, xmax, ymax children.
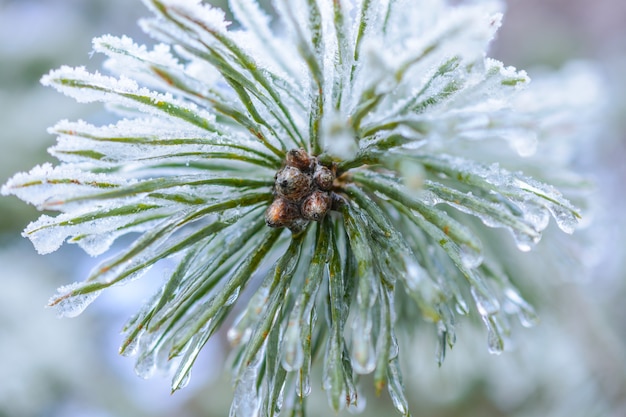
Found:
<box><xmin>75</xmin><ymin>232</ymin><xmax>118</xmax><ymax>257</ymax></box>
<box><xmin>388</xmin><ymin>335</ymin><xmax>399</xmax><ymax>360</ymax></box>
<box><xmin>120</xmin><ymin>332</ymin><xmax>141</xmax><ymax>357</ymax></box>
<box><xmin>271</xmin><ymin>383</ymin><xmax>285</xmax><ymax>415</ymax></box>
<box><xmin>135</xmin><ymin>350</ymin><xmax>157</xmax><ymax>379</ymax></box>
<box><xmin>389</xmin><ymin>392</ymin><xmax>408</xmax><ymax>415</ymax></box>
<box><xmin>322</xmin><ymin>338</ymin><xmax>344</xmax><ymax>408</ymax></box>
<box><xmin>387</xmin><ymin>359</ymin><xmax>409</xmax><ymax>415</ymax></box>
<box><xmin>25</xmin><ymin>216</ymin><xmax>68</xmax><ymax>255</ymax></box>
<box><xmin>228</xmin><ymin>291</ymin><xmax>267</xmax><ymax>347</ymax></box>
<box><xmin>347</xmin><ymin>386</ymin><xmax>366</xmax><ymax>414</ymax></box>
<box><xmin>296</xmin><ymin>373</ymin><xmax>311</xmax><ymax>398</ymax></box>
<box><xmin>227</xmin><ymin>326</ymin><xmax>252</xmax><ymax>347</ymax></box>
<box><xmin>547</xmin><ymin>204</ymin><xmax>579</xmax><ymax>234</ymax></box>
<box><xmin>482</xmin><ymin>316</ymin><xmax>506</xmax><ymax>355</ymax></box>
<box><xmin>521</xmin><ymin>203</ymin><xmax>550</xmax><ymax>233</ymax></box>
<box><xmin>225</xmin><ymin>286</ymin><xmax>240</xmax><ymax>306</ymax></box>
<box><xmin>402</xmin><ymin>257</ymin><xmax>438</xmax><ymax>304</ymax></box>
<box><xmin>486</xmin><ymin>328</ymin><xmax>504</xmax><ymax>355</ymax></box>
<box><xmin>470</xmin><ymin>285</ymin><xmax>500</xmax><ymax>317</ymax></box>
<box><xmin>351</xmin><ymin>316</ymin><xmax>376</xmax><ymax>374</ymax></box>
<box><xmin>517</xmin><ymin>309</ymin><xmax>540</xmax><ymax>328</ymax></box>
<box><xmin>513</xmin><ymin>178</ymin><xmax>580</xmax><ymax>234</ymax></box>
<box><xmin>511</xmin><ymin>229</ymin><xmax>538</xmax><ymax>252</ymax></box>
<box><xmin>281</xmin><ymin>320</ymin><xmax>304</xmax><ymax>371</ymax></box>
<box><xmin>503</xmin><ymin>287</ymin><xmax>539</xmax><ymax>328</ymax></box>
<box><xmin>459</xmin><ymin>243</ymin><xmax>483</xmax><ymax>269</ymax></box>
<box><xmin>176</xmin><ymin>370</ymin><xmax>191</xmax><ymax>390</ymax></box>
<box><xmin>230</xmin><ymin>365</ymin><xmax>260</xmax><ymax>417</ymax></box>
<box><xmin>48</xmin><ymin>283</ymin><xmax>102</xmax><ymax>318</ymax></box>
<box><xmin>435</xmin><ymin>327</ymin><xmax>447</xmax><ymax>366</ymax></box>
<box><xmin>455</xmin><ymin>299</ymin><xmax>470</xmax><ymax>315</ymax></box>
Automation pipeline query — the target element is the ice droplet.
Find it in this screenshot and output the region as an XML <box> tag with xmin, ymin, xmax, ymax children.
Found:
<box><xmin>322</xmin><ymin>338</ymin><xmax>344</xmax><ymax>408</ymax></box>
<box><xmin>503</xmin><ymin>287</ymin><xmax>539</xmax><ymax>328</ymax></box>
<box><xmin>547</xmin><ymin>204</ymin><xmax>579</xmax><ymax>234</ymax></box>
<box><xmin>513</xmin><ymin>178</ymin><xmax>580</xmax><ymax>234</ymax></box>
<box><xmin>388</xmin><ymin>334</ymin><xmax>399</xmax><ymax>360</ymax></box>
<box><xmin>351</xmin><ymin>314</ymin><xmax>376</xmax><ymax>374</ymax></box>
<box><xmin>48</xmin><ymin>283</ymin><xmax>102</xmax><ymax>318</ymax></box>
<box><xmin>511</xmin><ymin>229</ymin><xmax>538</xmax><ymax>252</ymax></box>
<box><xmin>230</xmin><ymin>365</ymin><xmax>260</xmax><ymax>417</ymax></box>
<box><xmin>389</xmin><ymin>372</ymin><xmax>409</xmax><ymax>416</ymax></box>
<box><xmin>225</xmin><ymin>286</ymin><xmax>241</xmax><ymax>306</ymax></box>
<box><xmin>281</xmin><ymin>319</ymin><xmax>304</xmax><ymax>372</ymax></box>
<box><xmin>470</xmin><ymin>285</ymin><xmax>500</xmax><ymax>317</ymax></box>
<box><xmin>134</xmin><ymin>350</ymin><xmax>157</xmax><ymax>379</ymax></box>
<box><xmin>517</xmin><ymin>308</ymin><xmax>540</xmax><ymax>328</ymax></box>
<box><xmin>25</xmin><ymin>216</ymin><xmax>68</xmax><ymax>255</ymax></box>
<box><xmin>389</xmin><ymin>389</ymin><xmax>408</xmax><ymax>415</ymax></box>
<box><xmin>174</xmin><ymin>369</ymin><xmax>191</xmax><ymax>390</ymax></box>
<box><xmin>482</xmin><ymin>316</ymin><xmax>505</xmax><ymax>355</ymax></box>
<box><xmin>520</xmin><ymin>202</ymin><xmax>550</xmax><ymax>233</ymax></box>
<box><xmin>486</xmin><ymin>329</ymin><xmax>504</xmax><ymax>355</ymax></box>
<box><xmin>120</xmin><ymin>331</ymin><xmax>142</xmax><ymax>357</ymax></box>
<box><xmin>347</xmin><ymin>386</ymin><xmax>366</xmax><ymax>414</ymax></box>
<box><xmin>295</xmin><ymin>373</ymin><xmax>311</xmax><ymax>398</ymax></box>
<box><xmin>459</xmin><ymin>243</ymin><xmax>483</xmax><ymax>269</ymax></box>
<box><xmin>387</xmin><ymin>359</ymin><xmax>409</xmax><ymax>415</ymax></box>
<box><xmin>228</xmin><ymin>287</ymin><xmax>268</xmax><ymax>346</ymax></box>
<box><xmin>435</xmin><ymin>326</ymin><xmax>447</xmax><ymax>366</ymax></box>
<box><xmin>227</xmin><ymin>326</ymin><xmax>252</xmax><ymax>347</ymax></box>
<box><xmin>402</xmin><ymin>256</ymin><xmax>432</xmax><ymax>298</ymax></box>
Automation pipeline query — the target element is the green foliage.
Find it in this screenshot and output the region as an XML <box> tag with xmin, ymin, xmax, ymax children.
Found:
<box><xmin>1</xmin><ymin>0</ymin><xmax>588</xmax><ymax>415</ymax></box>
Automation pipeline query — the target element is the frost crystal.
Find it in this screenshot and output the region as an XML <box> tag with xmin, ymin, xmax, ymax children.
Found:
<box><xmin>1</xmin><ymin>0</ymin><xmax>599</xmax><ymax>415</ymax></box>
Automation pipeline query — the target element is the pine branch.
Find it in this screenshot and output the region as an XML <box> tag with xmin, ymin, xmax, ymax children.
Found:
<box><xmin>0</xmin><ymin>0</ymin><xmax>597</xmax><ymax>415</ymax></box>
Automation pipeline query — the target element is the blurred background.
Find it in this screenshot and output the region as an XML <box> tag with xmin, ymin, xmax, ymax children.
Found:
<box><xmin>0</xmin><ymin>0</ymin><xmax>624</xmax><ymax>416</ymax></box>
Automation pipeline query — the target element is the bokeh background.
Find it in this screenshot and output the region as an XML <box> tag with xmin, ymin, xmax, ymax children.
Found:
<box><xmin>0</xmin><ymin>0</ymin><xmax>625</xmax><ymax>416</ymax></box>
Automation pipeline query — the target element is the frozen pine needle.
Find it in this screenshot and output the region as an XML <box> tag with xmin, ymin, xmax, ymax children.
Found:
<box><xmin>1</xmin><ymin>0</ymin><xmax>597</xmax><ymax>415</ymax></box>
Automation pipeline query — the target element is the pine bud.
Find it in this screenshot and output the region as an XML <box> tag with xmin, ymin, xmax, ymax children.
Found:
<box><xmin>275</xmin><ymin>166</ymin><xmax>312</xmax><ymax>202</ymax></box>
<box><xmin>313</xmin><ymin>165</ymin><xmax>335</xmax><ymax>191</ymax></box>
<box><xmin>265</xmin><ymin>197</ymin><xmax>301</xmax><ymax>228</ymax></box>
<box><xmin>286</xmin><ymin>148</ymin><xmax>314</xmax><ymax>172</ymax></box>
<box><xmin>301</xmin><ymin>190</ymin><xmax>332</xmax><ymax>221</ymax></box>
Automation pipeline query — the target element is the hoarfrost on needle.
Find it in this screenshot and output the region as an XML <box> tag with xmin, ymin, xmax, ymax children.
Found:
<box><xmin>0</xmin><ymin>0</ymin><xmax>601</xmax><ymax>415</ymax></box>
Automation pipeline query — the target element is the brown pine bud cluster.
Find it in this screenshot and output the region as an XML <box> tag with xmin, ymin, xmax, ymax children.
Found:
<box><xmin>265</xmin><ymin>149</ymin><xmax>338</xmax><ymax>233</ymax></box>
